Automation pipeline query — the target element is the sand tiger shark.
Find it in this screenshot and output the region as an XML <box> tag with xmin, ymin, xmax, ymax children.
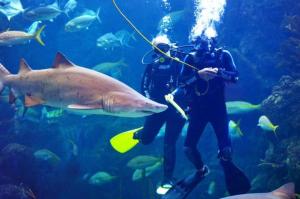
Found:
<box><xmin>221</xmin><ymin>183</ymin><xmax>295</xmax><ymax>199</ymax></box>
<box><xmin>0</xmin><ymin>52</ymin><xmax>168</xmax><ymax>117</ymax></box>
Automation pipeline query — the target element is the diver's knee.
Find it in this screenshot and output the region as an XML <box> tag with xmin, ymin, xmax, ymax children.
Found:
<box><xmin>140</xmin><ymin>137</ymin><xmax>154</xmax><ymax>145</ymax></box>
<box><xmin>218</xmin><ymin>146</ymin><xmax>232</xmax><ymax>161</ymax></box>
<box><xmin>133</xmin><ymin>132</ymin><xmax>154</xmax><ymax>145</ymax></box>
<box><xmin>184</xmin><ymin>146</ymin><xmax>196</xmax><ymax>156</ymax></box>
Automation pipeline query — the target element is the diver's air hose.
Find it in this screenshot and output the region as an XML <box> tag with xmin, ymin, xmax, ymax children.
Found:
<box><xmin>111</xmin><ymin>0</ymin><xmax>209</xmax><ymax>95</ymax></box>
<box><xmin>111</xmin><ymin>0</ymin><xmax>197</xmax><ymax>70</ymax></box>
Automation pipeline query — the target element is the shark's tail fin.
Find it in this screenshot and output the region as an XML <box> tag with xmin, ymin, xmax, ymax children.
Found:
<box><xmin>34</xmin><ymin>25</ymin><xmax>46</xmax><ymax>46</ymax></box>
<box><xmin>272</xmin><ymin>183</ymin><xmax>295</xmax><ymax>198</ymax></box>
<box><xmin>0</xmin><ymin>63</ymin><xmax>10</xmax><ymax>94</ymax></box>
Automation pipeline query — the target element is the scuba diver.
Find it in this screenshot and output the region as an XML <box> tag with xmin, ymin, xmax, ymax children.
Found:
<box><xmin>162</xmin><ymin>35</ymin><xmax>250</xmax><ymax>199</ymax></box>
<box><xmin>110</xmin><ymin>35</ymin><xmax>186</xmax><ymax>194</ymax></box>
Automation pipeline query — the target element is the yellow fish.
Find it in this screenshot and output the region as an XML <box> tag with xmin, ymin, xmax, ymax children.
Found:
<box><xmin>257</xmin><ymin>115</ymin><xmax>279</xmax><ymax>135</ymax></box>
<box><xmin>228</xmin><ymin>120</ymin><xmax>243</xmax><ymax>138</ymax></box>
<box><xmin>0</xmin><ymin>25</ymin><xmax>45</xmax><ymax>46</ymax></box>
<box><xmin>226</xmin><ymin>101</ymin><xmax>261</xmax><ymax>115</ymax></box>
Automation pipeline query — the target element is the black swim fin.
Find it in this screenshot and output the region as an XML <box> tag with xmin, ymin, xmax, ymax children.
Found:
<box><xmin>220</xmin><ymin>160</ymin><xmax>251</xmax><ymax>195</ymax></box>
<box><xmin>161</xmin><ymin>168</ymin><xmax>207</xmax><ymax>199</ymax></box>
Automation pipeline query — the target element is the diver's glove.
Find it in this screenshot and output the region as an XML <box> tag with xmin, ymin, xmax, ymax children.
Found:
<box><xmin>217</xmin><ymin>68</ymin><xmax>239</xmax><ymax>82</ymax></box>
<box><xmin>165</xmin><ymin>93</ymin><xmax>188</xmax><ymax>120</ymax></box>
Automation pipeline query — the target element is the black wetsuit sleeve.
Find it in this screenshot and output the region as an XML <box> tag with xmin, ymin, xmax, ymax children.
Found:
<box><xmin>171</xmin><ymin>59</ymin><xmax>184</xmax><ymax>88</ymax></box>
<box><xmin>179</xmin><ymin>54</ymin><xmax>198</xmax><ymax>86</ymax></box>
<box><xmin>141</xmin><ymin>64</ymin><xmax>152</xmax><ymax>98</ymax></box>
<box><xmin>171</xmin><ymin>54</ymin><xmax>197</xmax><ymax>97</ymax></box>
<box><xmin>218</xmin><ymin>50</ymin><xmax>239</xmax><ymax>83</ymax></box>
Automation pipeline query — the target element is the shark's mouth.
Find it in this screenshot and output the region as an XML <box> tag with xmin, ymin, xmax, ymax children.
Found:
<box><xmin>140</xmin><ymin>110</ymin><xmax>156</xmax><ymax>114</ymax></box>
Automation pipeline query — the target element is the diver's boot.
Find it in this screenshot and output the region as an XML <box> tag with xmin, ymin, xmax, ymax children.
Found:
<box><xmin>156</xmin><ymin>178</ymin><xmax>176</xmax><ymax>195</ymax></box>
<box><xmin>161</xmin><ymin>165</ymin><xmax>209</xmax><ymax>199</ymax></box>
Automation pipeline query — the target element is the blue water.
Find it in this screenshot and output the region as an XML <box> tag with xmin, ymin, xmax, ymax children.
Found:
<box><xmin>0</xmin><ymin>0</ymin><xmax>299</xmax><ymax>198</ymax></box>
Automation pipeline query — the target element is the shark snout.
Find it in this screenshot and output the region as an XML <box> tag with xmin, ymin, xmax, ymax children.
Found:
<box><xmin>141</xmin><ymin>101</ymin><xmax>168</xmax><ymax>114</ymax></box>
<box><xmin>103</xmin><ymin>92</ymin><xmax>168</xmax><ymax>117</ymax></box>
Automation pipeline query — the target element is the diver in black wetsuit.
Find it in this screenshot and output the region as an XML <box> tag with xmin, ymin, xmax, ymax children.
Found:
<box><xmin>180</xmin><ymin>35</ymin><xmax>238</xmax><ymax>171</ymax></box>
<box><xmin>133</xmin><ymin>35</ymin><xmax>186</xmax><ymax>194</ymax></box>
<box><xmin>162</xmin><ymin>35</ymin><xmax>250</xmax><ymax>199</ymax></box>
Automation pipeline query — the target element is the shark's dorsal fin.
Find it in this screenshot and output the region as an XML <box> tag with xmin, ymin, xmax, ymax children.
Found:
<box><xmin>19</xmin><ymin>59</ymin><xmax>32</xmax><ymax>74</ymax></box>
<box><xmin>53</xmin><ymin>52</ymin><xmax>75</xmax><ymax>69</ymax></box>
<box><xmin>272</xmin><ymin>183</ymin><xmax>295</xmax><ymax>198</ymax></box>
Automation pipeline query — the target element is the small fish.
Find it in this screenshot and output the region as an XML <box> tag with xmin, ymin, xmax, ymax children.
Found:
<box><xmin>88</xmin><ymin>171</ymin><xmax>117</xmax><ymax>186</ymax></box>
<box><xmin>96</xmin><ymin>32</ymin><xmax>121</xmax><ymax>50</ymax></box>
<box><xmin>257</xmin><ymin>115</ymin><xmax>279</xmax><ymax>134</ymax></box>
<box><xmin>92</xmin><ymin>58</ymin><xmax>127</xmax><ymax>78</ymax></box>
<box><xmin>207</xmin><ymin>181</ymin><xmax>216</xmax><ymax>195</ymax></box>
<box><xmin>132</xmin><ymin>161</ymin><xmax>162</xmax><ymax>181</ymax></box>
<box><xmin>145</xmin><ymin>161</ymin><xmax>162</xmax><ymax>177</ymax></box>
<box><xmin>0</xmin><ymin>0</ymin><xmax>24</xmax><ymax>21</ymax></box>
<box><xmin>64</xmin><ymin>8</ymin><xmax>101</xmax><ymax>32</ymax></box>
<box><xmin>26</xmin><ymin>21</ymin><xmax>42</xmax><ymax>35</ymax></box>
<box><xmin>41</xmin><ymin>107</ymin><xmax>64</xmax><ymax>119</ymax></box>
<box><xmin>41</xmin><ymin>107</ymin><xmax>64</xmax><ymax>123</ymax></box>
<box><xmin>115</xmin><ymin>29</ymin><xmax>136</xmax><ymax>47</ymax></box>
<box><xmin>34</xmin><ymin>149</ymin><xmax>61</xmax><ymax>166</ymax></box>
<box><xmin>228</xmin><ymin>120</ymin><xmax>243</xmax><ymax>138</ymax></box>
<box><xmin>257</xmin><ymin>159</ymin><xmax>284</xmax><ymax>169</ymax></box>
<box><xmin>226</xmin><ymin>101</ymin><xmax>261</xmax><ymax>115</ymax></box>
<box><xmin>63</xmin><ymin>0</ymin><xmax>77</xmax><ymax>16</ymax></box>
<box><xmin>0</xmin><ymin>25</ymin><xmax>45</xmax><ymax>46</ymax></box>
<box><xmin>23</xmin><ymin>1</ymin><xmax>65</xmax><ymax>22</ymax></box>
<box><xmin>220</xmin><ymin>183</ymin><xmax>295</xmax><ymax>199</ymax></box>
<box><xmin>127</xmin><ymin>155</ymin><xmax>162</xmax><ymax>169</ymax></box>
<box><xmin>132</xmin><ymin>169</ymin><xmax>145</xmax><ymax>181</ymax></box>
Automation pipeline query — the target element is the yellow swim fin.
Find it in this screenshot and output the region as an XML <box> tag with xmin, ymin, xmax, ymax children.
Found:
<box><xmin>110</xmin><ymin>127</ymin><xmax>143</xmax><ymax>153</ymax></box>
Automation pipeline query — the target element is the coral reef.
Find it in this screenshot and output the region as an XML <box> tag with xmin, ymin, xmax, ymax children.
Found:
<box><xmin>262</xmin><ymin>76</ymin><xmax>300</xmax><ymax>136</ymax></box>
<box><xmin>277</xmin><ymin>15</ymin><xmax>300</xmax><ymax>76</ymax></box>
<box><xmin>0</xmin><ymin>143</ymin><xmax>36</xmax><ymax>184</ymax></box>
<box><xmin>0</xmin><ymin>184</ymin><xmax>35</xmax><ymax>199</ymax></box>
<box><xmin>254</xmin><ymin>76</ymin><xmax>300</xmax><ymax>191</ymax></box>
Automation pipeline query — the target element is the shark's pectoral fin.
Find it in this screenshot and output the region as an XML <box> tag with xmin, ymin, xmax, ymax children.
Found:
<box><xmin>67</xmin><ymin>104</ymin><xmax>102</xmax><ymax>110</ymax></box>
<box><xmin>25</xmin><ymin>95</ymin><xmax>44</xmax><ymax>107</ymax></box>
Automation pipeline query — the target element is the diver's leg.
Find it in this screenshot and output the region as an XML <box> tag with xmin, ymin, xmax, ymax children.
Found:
<box><xmin>183</xmin><ymin>112</ymin><xmax>208</xmax><ymax>170</ymax></box>
<box><xmin>210</xmin><ymin>105</ymin><xmax>232</xmax><ymax>160</ymax></box>
<box><xmin>135</xmin><ymin>111</ymin><xmax>166</xmax><ymax>145</ymax></box>
<box><xmin>210</xmin><ymin>106</ymin><xmax>251</xmax><ymax>195</ymax></box>
<box><xmin>163</xmin><ymin>114</ymin><xmax>186</xmax><ymax>182</ymax></box>
<box><xmin>161</xmin><ymin>111</ymin><xmax>209</xmax><ymax>198</ymax></box>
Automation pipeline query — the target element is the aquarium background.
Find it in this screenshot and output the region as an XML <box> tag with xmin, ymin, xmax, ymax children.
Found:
<box><xmin>0</xmin><ymin>0</ymin><xmax>299</xmax><ymax>198</ymax></box>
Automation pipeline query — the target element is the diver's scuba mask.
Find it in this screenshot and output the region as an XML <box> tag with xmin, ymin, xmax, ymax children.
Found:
<box><xmin>193</xmin><ymin>35</ymin><xmax>216</xmax><ymax>54</ymax></box>
<box><xmin>154</xmin><ymin>43</ymin><xmax>171</xmax><ymax>54</ymax></box>
<box><xmin>154</xmin><ymin>43</ymin><xmax>172</xmax><ymax>63</ymax></box>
